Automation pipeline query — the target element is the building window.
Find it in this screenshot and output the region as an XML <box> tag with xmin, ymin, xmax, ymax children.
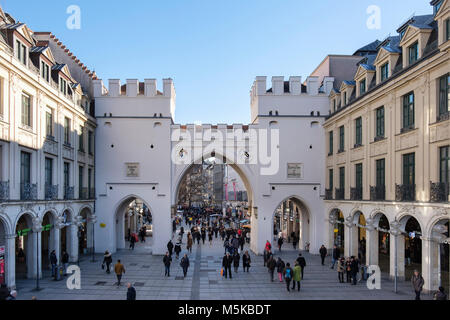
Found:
<box><xmin>46</xmin><ymin>111</ymin><xmax>53</xmax><ymax>138</ymax></box>
<box><xmin>41</xmin><ymin>61</ymin><xmax>49</xmax><ymax>82</ymax></box>
<box><xmin>343</xmin><ymin>92</ymin><xmax>347</xmax><ymax>105</ymax></box>
<box><xmin>446</xmin><ymin>18</ymin><xmax>450</xmax><ymax>41</ymax></box>
<box><xmin>339</xmin><ymin>167</ymin><xmax>345</xmax><ymax>190</ymax></box>
<box><xmin>328</xmin><ymin>131</ymin><xmax>333</xmax><ymax>155</ymax></box>
<box><xmin>376</xmin><ymin>106</ymin><xmax>385</xmax><ymax>139</ymax></box>
<box><xmin>355</xmin><ymin>163</ymin><xmax>363</xmax><ymax>191</ymax></box>
<box><xmin>440</xmin><ymin>146</ymin><xmax>449</xmax><ymax>187</ymax></box>
<box><xmin>64</xmin><ymin>117</ymin><xmax>71</xmax><ymax>145</ymax></box>
<box><xmin>438</xmin><ymin>73</ymin><xmax>449</xmax><ymax>119</ymax></box>
<box><xmin>333</xmin><ymin>99</ymin><xmax>336</xmax><ymax>112</ymax></box>
<box><xmin>88</xmin><ymin>168</ymin><xmax>92</xmax><ymax>196</ymax></box>
<box><xmin>79</xmin><ymin>165</ymin><xmax>84</xmax><ymax>197</ymax></box>
<box><xmin>329</xmin><ymin>169</ymin><xmax>333</xmax><ymax>190</ymax></box>
<box><xmin>79</xmin><ymin>126</ymin><xmax>84</xmax><ymax>152</ymax></box>
<box><xmin>21</xmin><ymin>93</ymin><xmax>31</xmax><ymax>127</ymax></box>
<box><xmin>355</xmin><ymin>117</ymin><xmax>362</xmax><ymax>146</ymax></box>
<box><xmin>88</xmin><ymin>130</ymin><xmax>94</xmax><ymax>155</ymax></box>
<box><xmin>339</xmin><ymin>126</ymin><xmax>345</xmax><ymax>152</ymax></box>
<box><xmin>20</xmin><ymin>151</ymin><xmax>31</xmax><ymax>185</ymax></box>
<box><xmin>60</xmin><ymin>78</ymin><xmax>67</xmax><ymax>95</ymax></box>
<box><xmin>381</xmin><ymin>62</ymin><xmax>389</xmax><ymax>82</ymax></box>
<box><xmin>408</xmin><ymin>42</ymin><xmax>419</xmax><ymax>65</ymax></box>
<box><xmin>402</xmin><ymin>92</ymin><xmax>415</xmax><ymax>130</ymax></box>
<box><xmin>403</xmin><ymin>153</ymin><xmax>415</xmax><ymax>186</ymax></box>
<box><xmin>376</xmin><ymin>159</ymin><xmax>385</xmax><ymax>187</ymax></box>
<box><xmin>64</xmin><ymin>162</ymin><xmax>70</xmax><ymax>190</ymax></box>
<box><xmin>45</xmin><ymin>158</ymin><xmax>53</xmax><ymax>187</ymax></box>
<box><xmin>359</xmin><ymin>79</ymin><xmax>366</xmax><ymax>95</ymax></box>
<box><xmin>16</xmin><ymin>40</ymin><xmax>27</xmax><ymax>65</ymax></box>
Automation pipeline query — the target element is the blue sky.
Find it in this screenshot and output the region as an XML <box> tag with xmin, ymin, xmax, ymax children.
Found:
<box><xmin>1</xmin><ymin>0</ymin><xmax>433</xmax><ymax>124</ymax></box>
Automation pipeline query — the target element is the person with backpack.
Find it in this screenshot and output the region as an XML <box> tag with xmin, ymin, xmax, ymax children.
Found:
<box><xmin>283</xmin><ymin>263</ymin><xmax>294</xmax><ymax>292</ymax></box>
<box><xmin>330</xmin><ymin>245</ymin><xmax>340</xmax><ymax>269</ymax></box>
<box><xmin>337</xmin><ymin>257</ymin><xmax>345</xmax><ymax>283</ymax></box>
<box><xmin>292</xmin><ymin>262</ymin><xmax>302</xmax><ymax>291</ymax></box>
<box><xmin>267</xmin><ymin>256</ymin><xmax>276</xmax><ymax>282</ymax></box>
<box><xmin>276</xmin><ymin>258</ymin><xmax>285</xmax><ymax>283</ymax></box>
<box><xmin>296</xmin><ymin>254</ymin><xmax>306</xmax><ymax>280</ymax></box>
<box><xmin>223</xmin><ymin>239</ymin><xmax>230</xmax><ymax>255</ymax></box>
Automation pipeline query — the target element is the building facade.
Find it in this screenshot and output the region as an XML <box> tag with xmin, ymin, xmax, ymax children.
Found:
<box><xmin>0</xmin><ymin>9</ymin><xmax>97</xmax><ymax>288</ymax></box>
<box><xmin>323</xmin><ymin>0</ymin><xmax>449</xmax><ymax>292</ymax></box>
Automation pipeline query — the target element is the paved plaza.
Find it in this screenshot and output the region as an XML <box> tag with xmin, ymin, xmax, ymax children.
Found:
<box><xmin>14</xmin><ymin>227</ymin><xmax>432</xmax><ymax>301</ymax></box>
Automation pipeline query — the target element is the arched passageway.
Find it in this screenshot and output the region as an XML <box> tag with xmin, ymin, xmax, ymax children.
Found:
<box><xmin>0</xmin><ymin>218</ymin><xmax>7</xmax><ymax>285</ymax></box>
<box><xmin>430</xmin><ymin>218</ymin><xmax>449</xmax><ymax>293</ymax></box>
<box><xmin>399</xmin><ymin>215</ymin><xmax>422</xmax><ymax>280</ymax></box>
<box><xmin>15</xmin><ymin>213</ymin><xmax>35</xmax><ymax>279</ymax></box>
<box><xmin>79</xmin><ymin>208</ymin><xmax>94</xmax><ymax>255</ymax></box>
<box><xmin>376</xmin><ymin>213</ymin><xmax>390</xmax><ymax>273</ymax></box>
<box><xmin>329</xmin><ymin>209</ymin><xmax>345</xmax><ymax>253</ymax></box>
<box><xmin>41</xmin><ymin>211</ymin><xmax>56</xmax><ymax>276</ymax></box>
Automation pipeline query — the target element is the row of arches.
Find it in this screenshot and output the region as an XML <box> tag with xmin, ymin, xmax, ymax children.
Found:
<box><xmin>328</xmin><ymin>207</ymin><xmax>449</xmax><ymax>292</ymax></box>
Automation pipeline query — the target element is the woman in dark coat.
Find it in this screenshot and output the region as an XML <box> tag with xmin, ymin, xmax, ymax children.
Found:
<box><xmin>102</xmin><ymin>251</ymin><xmax>113</xmax><ymax>273</ymax></box>
<box><xmin>276</xmin><ymin>258</ymin><xmax>285</xmax><ymax>282</ymax></box>
<box><xmin>242</xmin><ymin>251</ymin><xmax>251</xmax><ymax>272</ymax></box>
<box><xmin>174</xmin><ymin>242</ymin><xmax>182</xmax><ymax>259</ymax></box>
<box><xmin>233</xmin><ymin>252</ymin><xmax>240</xmax><ymax>273</ymax></box>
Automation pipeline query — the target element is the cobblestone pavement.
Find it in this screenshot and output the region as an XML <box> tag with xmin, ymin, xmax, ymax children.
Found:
<box><xmin>15</xmin><ymin>228</ymin><xmax>431</xmax><ymax>300</ymax></box>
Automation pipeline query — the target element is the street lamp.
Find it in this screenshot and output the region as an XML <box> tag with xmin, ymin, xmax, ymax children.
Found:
<box><xmin>89</xmin><ymin>215</ymin><xmax>98</xmax><ymax>263</ymax></box>
<box><xmin>31</xmin><ymin>217</ymin><xmax>43</xmax><ymax>292</ymax></box>
<box><xmin>389</xmin><ymin>220</ymin><xmax>402</xmax><ymax>294</ymax></box>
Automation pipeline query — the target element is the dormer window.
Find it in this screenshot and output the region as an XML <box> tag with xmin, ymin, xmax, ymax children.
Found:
<box><xmin>333</xmin><ymin>99</ymin><xmax>336</xmax><ymax>112</ymax></box>
<box><xmin>41</xmin><ymin>61</ymin><xmax>50</xmax><ymax>82</ymax></box>
<box><xmin>60</xmin><ymin>77</ymin><xmax>67</xmax><ymax>95</ymax></box>
<box><xmin>381</xmin><ymin>62</ymin><xmax>389</xmax><ymax>82</ymax></box>
<box><xmin>408</xmin><ymin>42</ymin><xmax>419</xmax><ymax>65</ymax></box>
<box><xmin>15</xmin><ymin>40</ymin><xmax>27</xmax><ymax>65</ymax></box>
<box><xmin>359</xmin><ymin>79</ymin><xmax>366</xmax><ymax>95</ymax></box>
<box><xmin>344</xmin><ymin>92</ymin><xmax>347</xmax><ymax>105</ymax></box>
<box><xmin>446</xmin><ymin>18</ymin><xmax>450</xmax><ymax>41</ymax></box>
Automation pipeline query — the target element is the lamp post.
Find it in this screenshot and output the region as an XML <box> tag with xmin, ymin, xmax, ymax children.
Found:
<box><xmin>90</xmin><ymin>215</ymin><xmax>98</xmax><ymax>263</ymax></box>
<box><xmin>31</xmin><ymin>217</ymin><xmax>43</xmax><ymax>292</ymax></box>
<box><xmin>389</xmin><ymin>220</ymin><xmax>402</xmax><ymax>294</ymax></box>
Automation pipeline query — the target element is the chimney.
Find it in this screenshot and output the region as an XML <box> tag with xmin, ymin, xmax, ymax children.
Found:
<box><xmin>272</xmin><ymin>76</ymin><xmax>284</xmax><ymax>95</ymax></box>
<box><xmin>93</xmin><ymin>79</ymin><xmax>104</xmax><ymax>98</ymax></box>
<box><xmin>289</xmin><ymin>76</ymin><xmax>302</xmax><ymax>95</ymax></box>
<box><xmin>323</xmin><ymin>77</ymin><xmax>335</xmax><ymax>95</ymax></box>
<box><xmin>254</xmin><ymin>76</ymin><xmax>267</xmax><ymax>96</ymax></box>
<box><xmin>163</xmin><ymin>78</ymin><xmax>174</xmax><ymax>98</ymax></box>
<box><xmin>108</xmin><ymin>79</ymin><xmax>121</xmax><ymax>97</ymax></box>
<box><xmin>306</xmin><ymin>76</ymin><xmax>319</xmax><ymax>95</ymax></box>
<box><xmin>144</xmin><ymin>79</ymin><xmax>157</xmax><ymax>97</ymax></box>
<box><xmin>126</xmin><ymin>79</ymin><xmax>139</xmax><ymax>97</ymax></box>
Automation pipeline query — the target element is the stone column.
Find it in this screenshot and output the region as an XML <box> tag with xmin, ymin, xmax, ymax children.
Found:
<box><xmin>421</xmin><ymin>237</ymin><xmax>439</xmax><ymax>292</ymax></box>
<box><xmin>365</xmin><ymin>224</ymin><xmax>379</xmax><ymax>267</ymax></box>
<box><xmin>68</xmin><ymin>218</ymin><xmax>81</xmax><ymax>263</ymax></box>
<box><xmin>389</xmin><ymin>233</ymin><xmax>405</xmax><ymax>280</ymax></box>
<box><xmin>30</xmin><ymin>231</ymin><xmax>42</xmax><ymax>279</ymax></box>
<box><xmin>5</xmin><ymin>234</ymin><xmax>16</xmax><ymax>289</ymax></box>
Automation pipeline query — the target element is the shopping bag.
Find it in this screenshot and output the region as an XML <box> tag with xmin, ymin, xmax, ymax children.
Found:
<box><xmin>220</xmin><ymin>268</ymin><xmax>224</xmax><ymax>277</ymax></box>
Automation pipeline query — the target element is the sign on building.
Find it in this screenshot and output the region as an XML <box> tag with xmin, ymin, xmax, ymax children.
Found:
<box><xmin>287</xmin><ymin>163</ymin><xmax>303</xmax><ymax>179</ymax></box>
<box><xmin>126</xmin><ymin>163</ymin><xmax>140</xmax><ymax>178</ymax></box>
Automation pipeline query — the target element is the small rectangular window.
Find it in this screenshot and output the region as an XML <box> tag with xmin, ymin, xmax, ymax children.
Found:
<box><xmin>46</xmin><ymin>111</ymin><xmax>53</xmax><ymax>137</ymax></box>
<box><xmin>438</xmin><ymin>74</ymin><xmax>450</xmax><ymax>118</ymax></box>
<box><xmin>339</xmin><ymin>126</ymin><xmax>345</xmax><ymax>152</ymax></box>
<box><xmin>402</xmin><ymin>92</ymin><xmax>415</xmax><ymax>130</ymax></box>
<box><xmin>329</xmin><ymin>169</ymin><xmax>333</xmax><ymax>190</ymax></box>
<box><xmin>359</xmin><ymin>79</ymin><xmax>366</xmax><ymax>95</ymax></box>
<box><xmin>329</xmin><ymin>131</ymin><xmax>333</xmax><ymax>155</ymax></box>
<box><xmin>446</xmin><ymin>19</ymin><xmax>450</xmax><ymax>41</ymax></box>
<box><xmin>381</xmin><ymin>63</ymin><xmax>389</xmax><ymax>82</ymax></box>
<box><xmin>409</xmin><ymin>42</ymin><xmax>419</xmax><ymax>65</ymax></box>
<box><xmin>21</xmin><ymin>93</ymin><xmax>31</xmax><ymax>127</ymax></box>
<box><xmin>355</xmin><ymin>117</ymin><xmax>362</xmax><ymax>146</ymax></box>
<box><xmin>376</xmin><ymin>159</ymin><xmax>385</xmax><ymax>187</ymax></box>
<box><xmin>440</xmin><ymin>146</ymin><xmax>449</xmax><ymax>189</ymax></box>
<box><xmin>376</xmin><ymin>106</ymin><xmax>385</xmax><ymax>138</ymax></box>
<box><xmin>64</xmin><ymin>117</ymin><xmax>71</xmax><ymax>145</ymax></box>
<box><xmin>403</xmin><ymin>153</ymin><xmax>415</xmax><ymax>186</ymax></box>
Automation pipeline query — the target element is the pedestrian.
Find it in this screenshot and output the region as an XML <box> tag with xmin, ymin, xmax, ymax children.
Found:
<box><xmin>223</xmin><ymin>239</ymin><xmax>230</xmax><ymax>255</ymax></box>
<box><xmin>5</xmin><ymin>290</ymin><xmax>17</xmax><ymax>300</ymax></box>
<box><xmin>114</xmin><ymin>260</ymin><xmax>126</xmax><ymax>286</ymax></box>
<box><xmin>331</xmin><ymin>245</ymin><xmax>340</xmax><ymax>269</ymax></box>
<box><xmin>277</xmin><ymin>237</ymin><xmax>284</xmax><ymax>252</ymax></box>
<box><xmin>62</xmin><ymin>251</ymin><xmax>69</xmax><ymax>276</ymax></box>
<box><xmin>350</xmin><ymin>256</ymin><xmax>359</xmax><ymax>285</ymax></box>
<box><xmin>296</xmin><ymin>254</ymin><xmax>306</xmax><ymax>280</ymax></box>
<box><xmin>174</xmin><ymin>241</ymin><xmax>182</xmax><ymax>259</ymax></box>
<box><xmin>292</xmin><ymin>234</ymin><xmax>297</xmax><ymax>250</ymax></box>
<box><xmin>50</xmin><ymin>250</ymin><xmax>58</xmax><ymax>279</ymax></box>
<box><xmin>276</xmin><ymin>258</ymin><xmax>285</xmax><ymax>283</ymax></box>
<box><xmin>292</xmin><ymin>262</ymin><xmax>302</xmax><ymax>292</ymax></box>
<box><xmin>129</xmin><ymin>232</ymin><xmax>136</xmax><ymax>250</ymax></box>
<box><xmin>242</xmin><ymin>251</ymin><xmax>251</xmax><ymax>272</ymax></box>
<box><xmin>283</xmin><ymin>263</ymin><xmax>293</xmax><ymax>292</ymax></box>
<box><xmin>201</xmin><ymin>229</ymin><xmax>206</xmax><ymax>244</ymax></box>
<box><xmin>319</xmin><ymin>245</ymin><xmax>327</xmax><ymax>266</ymax></box>
<box><xmin>222</xmin><ymin>252</ymin><xmax>233</xmax><ymax>279</ymax></box>
<box><xmin>267</xmin><ymin>256</ymin><xmax>276</xmax><ymax>281</ymax></box>
<box><xmin>433</xmin><ymin>286</ymin><xmax>447</xmax><ymax>300</ymax></box>
<box><xmin>167</xmin><ymin>240</ymin><xmax>174</xmax><ymax>256</ymax></box>
<box><xmin>180</xmin><ymin>254</ymin><xmax>190</xmax><ymax>277</ymax></box>
<box><xmin>233</xmin><ymin>251</ymin><xmax>240</xmax><ymax>273</ymax></box>
<box><xmin>0</xmin><ymin>284</ymin><xmax>10</xmax><ymax>301</ymax></box>
<box><xmin>163</xmin><ymin>252</ymin><xmax>172</xmax><ymax>277</ymax></box>
<box><xmin>337</xmin><ymin>257</ymin><xmax>345</xmax><ymax>283</ymax></box>
<box><xmin>345</xmin><ymin>258</ymin><xmax>352</xmax><ymax>283</ymax></box>
<box><xmin>208</xmin><ymin>231</ymin><xmax>213</xmax><ymax>246</ymax></box>
<box><xmin>187</xmin><ymin>233</ymin><xmax>193</xmax><ymax>253</ymax></box>
<box><xmin>126</xmin><ymin>283</ymin><xmax>136</xmax><ymax>301</ymax></box>
<box><xmin>231</xmin><ymin>236</ymin><xmax>239</xmax><ymax>255</ymax></box>
<box><xmin>265</xmin><ymin>240</ymin><xmax>272</xmax><ymax>252</ymax></box>
<box><xmin>411</xmin><ymin>270</ymin><xmax>424</xmax><ymax>300</ymax></box>
<box><xmin>102</xmin><ymin>250</ymin><xmax>113</xmax><ymax>274</ymax></box>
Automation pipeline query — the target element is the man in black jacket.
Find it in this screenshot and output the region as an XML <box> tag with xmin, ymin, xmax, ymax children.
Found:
<box><xmin>163</xmin><ymin>252</ymin><xmax>172</xmax><ymax>277</ymax></box>
<box><xmin>296</xmin><ymin>254</ymin><xmax>307</xmax><ymax>279</ymax></box>
<box><xmin>50</xmin><ymin>250</ymin><xmax>58</xmax><ymax>279</ymax></box>
<box><xmin>350</xmin><ymin>256</ymin><xmax>359</xmax><ymax>285</ymax></box>
<box><xmin>167</xmin><ymin>240</ymin><xmax>174</xmax><ymax>256</ymax></box>
<box><xmin>319</xmin><ymin>245</ymin><xmax>327</xmax><ymax>266</ymax></box>
<box><xmin>126</xmin><ymin>283</ymin><xmax>136</xmax><ymax>300</ymax></box>
<box><xmin>222</xmin><ymin>253</ymin><xmax>233</xmax><ymax>279</ymax></box>
<box><xmin>331</xmin><ymin>245</ymin><xmax>340</xmax><ymax>269</ymax></box>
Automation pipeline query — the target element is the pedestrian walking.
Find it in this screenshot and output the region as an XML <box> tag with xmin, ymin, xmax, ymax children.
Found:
<box><xmin>208</xmin><ymin>231</ymin><xmax>213</xmax><ymax>246</ymax></box>
<box><xmin>345</xmin><ymin>258</ymin><xmax>352</xmax><ymax>283</ymax></box>
<box><xmin>242</xmin><ymin>251</ymin><xmax>251</xmax><ymax>272</ymax></box>
<box><xmin>331</xmin><ymin>245</ymin><xmax>340</xmax><ymax>269</ymax></box>
<box><xmin>50</xmin><ymin>250</ymin><xmax>57</xmax><ymax>279</ymax></box>
<box><xmin>114</xmin><ymin>260</ymin><xmax>126</xmax><ymax>286</ymax></box>
<box><xmin>126</xmin><ymin>283</ymin><xmax>136</xmax><ymax>300</ymax></box>
<box><xmin>239</xmin><ymin>236</ymin><xmax>245</xmax><ymax>252</ymax></box>
<box><xmin>102</xmin><ymin>250</ymin><xmax>113</xmax><ymax>274</ymax></box>
<box><xmin>233</xmin><ymin>251</ymin><xmax>240</xmax><ymax>273</ymax></box>
<box><xmin>62</xmin><ymin>251</ymin><xmax>69</xmax><ymax>276</ymax></box>
<box><xmin>222</xmin><ymin>252</ymin><xmax>233</xmax><ymax>279</ymax></box>
<box><xmin>167</xmin><ymin>240</ymin><xmax>174</xmax><ymax>256</ymax></box>
<box><xmin>319</xmin><ymin>245</ymin><xmax>327</xmax><ymax>266</ymax></box>
<box><xmin>163</xmin><ymin>252</ymin><xmax>172</xmax><ymax>277</ymax></box>
<box><xmin>129</xmin><ymin>233</ymin><xmax>136</xmax><ymax>250</ymax></box>
<box><xmin>277</xmin><ymin>237</ymin><xmax>284</xmax><ymax>252</ymax></box>
<box><xmin>267</xmin><ymin>256</ymin><xmax>276</xmax><ymax>281</ymax></box>
<box><xmin>292</xmin><ymin>235</ymin><xmax>297</xmax><ymax>250</ymax></box>
<box><xmin>411</xmin><ymin>270</ymin><xmax>424</xmax><ymax>300</ymax></box>
<box><xmin>337</xmin><ymin>257</ymin><xmax>345</xmax><ymax>283</ymax></box>
<box><xmin>433</xmin><ymin>286</ymin><xmax>447</xmax><ymax>300</ymax></box>
<box><xmin>180</xmin><ymin>254</ymin><xmax>190</xmax><ymax>277</ymax></box>
<box><xmin>296</xmin><ymin>254</ymin><xmax>306</xmax><ymax>280</ymax></box>
<box><xmin>276</xmin><ymin>258</ymin><xmax>285</xmax><ymax>282</ymax></box>
<box><xmin>174</xmin><ymin>241</ymin><xmax>182</xmax><ymax>259</ymax></box>
<box><xmin>350</xmin><ymin>256</ymin><xmax>359</xmax><ymax>285</ymax></box>
<box><xmin>0</xmin><ymin>284</ymin><xmax>10</xmax><ymax>301</ymax></box>
<box><xmin>292</xmin><ymin>263</ymin><xmax>302</xmax><ymax>291</ymax></box>
<box><xmin>283</xmin><ymin>263</ymin><xmax>293</xmax><ymax>292</ymax></box>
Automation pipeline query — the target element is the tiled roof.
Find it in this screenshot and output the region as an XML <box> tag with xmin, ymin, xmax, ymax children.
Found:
<box><xmin>397</xmin><ymin>14</ymin><xmax>434</xmax><ymax>33</ymax></box>
<box><xmin>343</xmin><ymin>80</ymin><xmax>356</xmax><ymax>86</ymax></box>
<box><xmin>353</xmin><ymin>40</ymin><xmax>381</xmax><ymax>56</ymax></box>
<box><xmin>360</xmin><ymin>64</ymin><xmax>376</xmax><ymax>71</ymax></box>
<box><xmin>29</xmin><ymin>46</ymin><xmax>48</xmax><ymax>54</ymax></box>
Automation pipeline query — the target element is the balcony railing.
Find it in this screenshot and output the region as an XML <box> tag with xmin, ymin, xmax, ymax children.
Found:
<box><xmin>64</xmin><ymin>186</ymin><xmax>75</xmax><ymax>200</ymax></box>
<box><xmin>89</xmin><ymin>188</ymin><xmax>95</xmax><ymax>199</ymax></box>
<box><xmin>0</xmin><ymin>181</ymin><xmax>10</xmax><ymax>201</ymax></box>
<box><xmin>395</xmin><ymin>184</ymin><xmax>416</xmax><ymax>202</ymax></box>
<box><xmin>20</xmin><ymin>183</ymin><xmax>38</xmax><ymax>201</ymax></box>
<box><xmin>335</xmin><ymin>188</ymin><xmax>345</xmax><ymax>200</ymax></box>
<box><xmin>79</xmin><ymin>187</ymin><xmax>88</xmax><ymax>200</ymax></box>
<box><xmin>350</xmin><ymin>188</ymin><xmax>363</xmax><ymax>200</ymax></box>
<box><xmin>325</xmin><ymin>189</ymin><xmax>333</xmax><ymax>200</ymax></box>
<box><xmin>437</xmin><ymin>111</ymin><xmax>450</xmax><ymax>123</ymax></box>
<box><xmin>370</xmin><ymin>185</ymin><xmax>386</xmax><ymax>201</ymax></box>
<box><xmin>45</xmin><ymin>184</ymin><xmax>58</xmax><ymax>200</ymax></box>
<box><xmin>430</xmin><ymin>182</ymin><xmax>449</xmax><ymax>203</ymax></box>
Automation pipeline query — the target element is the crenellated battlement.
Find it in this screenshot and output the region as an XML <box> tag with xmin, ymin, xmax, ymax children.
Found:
<box><xmin>93</xmin><ymin>78</ymin><xmax>175</xmax><ymax>99</ymax></box>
